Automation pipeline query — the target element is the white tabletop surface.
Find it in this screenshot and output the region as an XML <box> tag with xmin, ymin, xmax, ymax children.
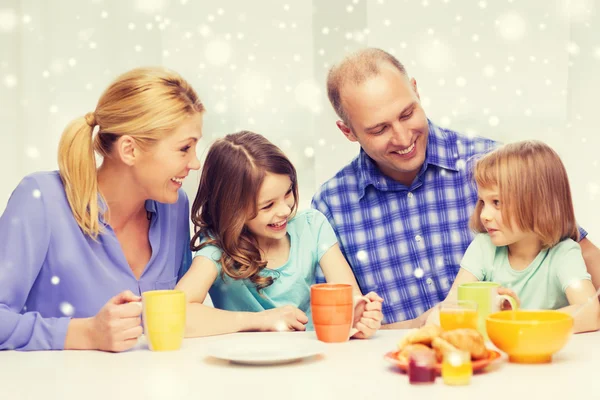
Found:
<box><xmin>2</xmin><ymin>329</ymin><xmax>600</xmax><ymax>400</ymax></box>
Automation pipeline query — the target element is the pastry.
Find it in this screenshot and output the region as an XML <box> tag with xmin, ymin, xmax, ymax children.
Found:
<box><xmin>440</xmin><ymin>329</ymin><xmax>488</xmax><ymax>360</ymax></box>
<box><xmin>396</xmin><ymin>343</ymin><xmax>435</xmax><ymax>363</ymax></box>
<box><xmin>397</xmin><ymin>324</ymin><xmax>443</xmax><ymax>350</ymax></box>
<box><xmin>431</xmin><ymin>337</ymin><xmax>459</xmax><ymax>362</ymax></box>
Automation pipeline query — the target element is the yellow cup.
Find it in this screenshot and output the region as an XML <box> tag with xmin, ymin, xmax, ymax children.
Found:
<box><xmin>142</xmin><ymin>290</ymin><xmax>186</xmax><ymax>352</ymax></box>
<box><xmin>458</xmin><ymin>282</ymin><xmax>518</xmax><ymax>340</ymax></box>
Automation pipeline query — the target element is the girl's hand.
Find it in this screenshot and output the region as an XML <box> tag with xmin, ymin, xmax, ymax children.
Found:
<box><xmin>424</xmin><ymin>304</ymin><xmax>441</xmax><ymax>327</ymax></box>
<box><xmin>257</xmin><ymin>306</ymin><xmax>308</xmax><ymax>332</ymax></box>
<box><xmin>351</xmin><ymin>292</ymin><xmax>384</xmax><ymax>339</ymax></box>
<box><xmin>498</xmin><ymin>287</ymin><xmax>520</xmax><ymax>310</ymax></box>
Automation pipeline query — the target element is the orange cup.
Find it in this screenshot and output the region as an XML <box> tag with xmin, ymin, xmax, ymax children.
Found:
<box><xmin>311</xmin><ymin>283</ymin><xmax>368</xmax><ymax>343</ymax></box>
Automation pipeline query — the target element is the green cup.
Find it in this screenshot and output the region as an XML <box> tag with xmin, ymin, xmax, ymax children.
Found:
<box><xmin>457</xmin><ymin>282</ymin><xmax>518</xmax><ymax>340</ymax></box>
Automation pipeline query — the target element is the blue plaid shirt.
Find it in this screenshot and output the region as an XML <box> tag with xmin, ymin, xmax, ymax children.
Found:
<box><xmin>312</xmin><ymin>121</ymin><xmax>588</xmax><ymax>324</ymax></box>
<box><xmin>311</xmin><ymin>121</ymin><xmax>499</xmax><ymax>324</ymax></box>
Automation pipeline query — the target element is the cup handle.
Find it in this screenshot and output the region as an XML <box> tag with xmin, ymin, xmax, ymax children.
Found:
<box><xmin>349</xmin><ymin>295</ymin><xmax>371</xmax><ymax>338</ymax></box>
<box><xmin>497</xmin><ymin>294</ymin><xmax>518</xmax><ymax>311</ymax></box>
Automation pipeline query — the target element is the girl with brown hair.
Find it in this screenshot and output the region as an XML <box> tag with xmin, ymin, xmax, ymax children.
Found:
<box><xmin>176</xmin><ymin>131</ymin><xmax>383</xmax><ymax>337</ymax></box>
<box><xmin>437</xmin><ymin>140</ymin><xmax>599</xmax><ymax>333</ymax></box>
<box><xmin>0</xmin><ymin>67</ymin><xmax>204</xmax><ymax>351</ymax></box>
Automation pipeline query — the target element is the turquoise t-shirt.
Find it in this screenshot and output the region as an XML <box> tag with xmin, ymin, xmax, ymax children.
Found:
<box><xmin>194</xmin><ymin>209</ymin><xmax>338</xmax><ymax>329</ymax></box>
<box><xmin>460</xmin><ymin>233</ymin><xmax>591</xmax><ymax>310</ymax></box>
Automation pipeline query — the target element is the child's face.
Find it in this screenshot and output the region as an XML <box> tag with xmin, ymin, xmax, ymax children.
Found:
<box><xmin>245</xmin><ymin>172</ymin><xmax>295</xmax><ymax>246</ymax></box>
<box><xmin>478</xmin><ymin>185</ymin><xmax>535</xmax><ymax>247</ymax></box>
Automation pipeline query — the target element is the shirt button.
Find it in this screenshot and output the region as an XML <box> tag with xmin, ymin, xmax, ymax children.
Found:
<box><xmin>426</xmin><ymin>278</ymin><xmax>433</xmax><ymax>285</ymax></box>
<box><xmin>407</xmin><ymin>192</ymin><xmax>413</xmax><ymax>199</ymax></box>
<box><xmin>415</xmin><ymin>235</ymin><xmax>422</xmax><ymax>242</ymax></box>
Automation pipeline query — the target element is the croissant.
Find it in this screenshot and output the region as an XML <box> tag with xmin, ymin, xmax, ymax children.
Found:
<box><xmin>397</xmin><ymin>324</ymin><xmax>443</xmax><ymax>350</ymax></box>
<box><xmin>431</xmin><ymin>337</ymin><xmax>459</xmax><ymax>362</ymax></box>
<box><xmin>440</xmin><ymin>329</ymin><xmax>488</xmax><ymax>360</ymax></box>
<box><xmin>396</xmin><ymin>343</ymin><xmax>435</xmax><ymax>364</ymax></box>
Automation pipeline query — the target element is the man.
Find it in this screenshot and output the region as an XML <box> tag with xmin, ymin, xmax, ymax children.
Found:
<box><xmin>311</xmin><ymin>48</ymin><xmax>600</xmax><ymax>328</ymax></box>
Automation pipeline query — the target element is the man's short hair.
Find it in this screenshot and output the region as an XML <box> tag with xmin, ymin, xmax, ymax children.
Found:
<box><xmin>326</xmin><ymin>48</ymin><xmax>407</xmax><ymax>125</ymax></box>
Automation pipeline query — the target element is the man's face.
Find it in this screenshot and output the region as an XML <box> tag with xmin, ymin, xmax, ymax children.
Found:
<box><xmin>337</xmin><ymin>63</ymin><xmax>429</xmax><ymax>186</ymax></box>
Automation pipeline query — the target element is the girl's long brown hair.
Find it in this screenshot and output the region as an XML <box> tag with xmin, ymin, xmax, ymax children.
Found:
<box><xmin>191</xmin><ymin>131</ymin><xmax>299</xmax><ymax>291</ymax></box>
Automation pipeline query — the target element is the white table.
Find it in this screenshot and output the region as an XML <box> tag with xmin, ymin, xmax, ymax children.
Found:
<box><xmin>2</xmin><ymin>330</ymin><xmax>600</xmax><ymax>400</ymax></box>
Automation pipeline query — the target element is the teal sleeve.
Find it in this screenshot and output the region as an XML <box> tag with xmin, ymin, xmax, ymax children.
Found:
<box><xmin>554</xmin><ymin>239</ymin><xmax>591</xmax><ymax>292</ymax></box>
<box><xmin>460</xmin><ymin>234</ymin><xmax>493</xmax><ymax>281</ymax></box>
<box><xmin>194</xmin><ymin>244</ymin><xmax>224</xmax><ymax>274</ymax></box>
<box><xmin>307</xmin><ymin>209</ymin><xmax>339</xmax><ymax>260</ymax></box>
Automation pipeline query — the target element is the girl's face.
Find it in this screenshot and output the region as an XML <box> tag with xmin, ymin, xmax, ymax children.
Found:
<box><xmin>478</xmin><ymin>185</ymin><xmax>537</xmax><ymax>247</ymax></box>
<box><xmin>245</xmin><ymin>172</ymin><xmax>295</xmax><ymax>247</ymax></box>
<box><xmin>134</xmin><ymin>113</ymin><xmax>203</xmax><ymax>204</ymax></box>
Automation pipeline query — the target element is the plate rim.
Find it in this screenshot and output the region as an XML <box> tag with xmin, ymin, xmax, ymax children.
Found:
<box><xmin>383</xmin><ymin>349</ymin><xmax>502</xmax><ymax>373</ymax></box>
<box><xmin>206</xmin><ymin>339</ymin><xmax>326</xmax><ymax>365</ymax></box>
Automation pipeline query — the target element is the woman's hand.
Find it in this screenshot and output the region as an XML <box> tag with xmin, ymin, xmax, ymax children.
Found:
<box><xmin>88</xmin><ymin>290</ymin><xmax>144</xmax><ymax>352</ymax></box>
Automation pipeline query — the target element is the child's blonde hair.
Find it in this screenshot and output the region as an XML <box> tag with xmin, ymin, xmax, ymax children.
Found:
<box><xmin>469</xmin><ymin>140</ymin><xmax>579</xmax><ymax>248</ymax></box>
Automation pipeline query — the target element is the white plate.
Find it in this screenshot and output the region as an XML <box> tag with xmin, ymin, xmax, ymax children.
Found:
<box><xmin>206</xmin><ymin>335</ymin><xmax>326</xmax><ymax>365</ymax></box>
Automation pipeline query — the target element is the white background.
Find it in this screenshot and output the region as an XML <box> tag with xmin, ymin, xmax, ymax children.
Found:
<box><xmin>1</xmin><ymin>0</ymin><xmax>598</xmax><ymax>240</ymax></box>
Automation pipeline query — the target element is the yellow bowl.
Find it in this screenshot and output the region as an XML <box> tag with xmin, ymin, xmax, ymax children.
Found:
<box><xmin>486</xmin><ymin>310</ymin><xmax>573</xmax><ymax>364</ymax></box>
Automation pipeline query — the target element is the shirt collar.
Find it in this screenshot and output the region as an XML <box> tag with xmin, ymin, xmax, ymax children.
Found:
<box><xmin>424</xmin><ymin>120</ymin><xmax>460</xmax><ymax>172</ymax></box>
<box><xmin>354</xmin><ymin>119</ymin><xmax>460</xmax><ymax>198</ymax></box>
<box><xmin>97</xmin><ymin>196</ymin><xmax>158</xmax><ymax>224</ymax></box>
<box><xmin>144</xmin><ymin>199</ymin><xmax>158</xmax><ymax>214</ymax></box>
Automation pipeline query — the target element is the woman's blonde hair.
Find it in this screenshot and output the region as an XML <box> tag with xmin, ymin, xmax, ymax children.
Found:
<box><xmin>57</xmin><ymin>67</ymin><xmax>204</xmax><ymax>238</ymax></box>
<box><xmin>470</xmin><ymin>140</ymin><xmax>578</xmax><ymax>248</ymax></box>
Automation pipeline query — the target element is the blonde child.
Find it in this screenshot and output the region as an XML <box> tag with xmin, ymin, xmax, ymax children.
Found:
<box><xmin>176</xmin><ymin>131</ymin><xmax>384</xmax><ymax>337</ymax></box>
<box><xmin>433</xmin><ymin>140</ymin><xmax>599</xmax><ymax>333</ymax></box>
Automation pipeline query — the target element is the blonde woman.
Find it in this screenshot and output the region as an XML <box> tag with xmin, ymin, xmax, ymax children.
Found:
<box><xmin>437</xmin><ymin>140</ymin><xmax>600</xmax><ymax>333</ymax></box>
<box><xmin>0</xmin><ymin>67</ymin><xmax>204</xmax><ymax>351</ymax></box>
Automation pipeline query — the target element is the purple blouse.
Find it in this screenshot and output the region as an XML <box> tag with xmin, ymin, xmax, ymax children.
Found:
<box><xmin>0</xmin><ymin>172</ymin><xmax>192</xmax><ymax>350</ymax></box>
